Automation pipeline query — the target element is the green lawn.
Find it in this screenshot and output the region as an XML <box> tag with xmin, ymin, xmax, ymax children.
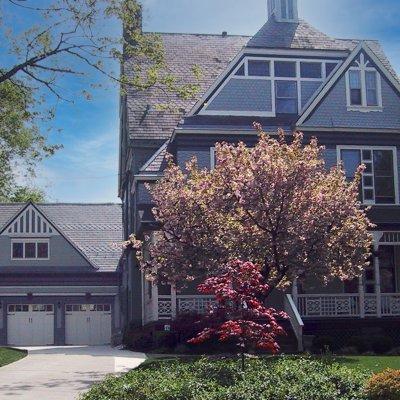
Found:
<box><xmin>0</xmin><ymin>348</ymin><xmax>26</xmax><ymax>367</ymax></box>
<box><xmin>330</xmin><ymin>356</ymin><xmax>400</xmax><ymax>373</ymax></box>
<box><xmin>148</xmin><ymin>354</ymin><xmax>400</xmax><ymax>374</ymax></box>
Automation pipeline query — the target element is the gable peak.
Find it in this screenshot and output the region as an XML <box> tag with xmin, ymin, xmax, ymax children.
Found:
<box><xmin>1</xmin><ymin>203</ymin><xmax>59</xmax><ymax>237</ymax></box>
<box><xmin>268</xmin><ymin>0</ymin><xmax>298</xmax><ymax>23</ymax></box>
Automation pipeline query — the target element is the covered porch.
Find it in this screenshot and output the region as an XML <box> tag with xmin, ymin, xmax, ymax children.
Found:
<box><xmin>292</xmin><ymin>231</ymin><xmax>400</xmax><ymax>319</ymax></box>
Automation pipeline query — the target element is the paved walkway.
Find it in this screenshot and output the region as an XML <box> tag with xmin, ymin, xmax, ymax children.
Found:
<box><xmin>0</xmin><ymin>346</ymin><xmax>146</xmax><ymax>400</ymax></box>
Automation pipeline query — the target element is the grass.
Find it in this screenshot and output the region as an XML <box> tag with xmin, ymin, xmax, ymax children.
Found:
<box><xmin>147</xmin><ymin>353</ymin><xmax>400</xmax><ymax>374</ymax></box>
<box><xmin>0</xmin><ymin>347</ymin><xmax>26</xmax><ymax>367</ymax></box>
<box><xmin>331</xmin><ymin>355</ymin><xmax>400</xmax><ymax>373</ymax></box>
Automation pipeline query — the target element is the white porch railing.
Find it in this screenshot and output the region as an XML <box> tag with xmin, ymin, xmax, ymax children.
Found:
<box><xmin>297</xmin><ymin>293</ymin><xmax>400</xmax><ymax>318</ymax></box>
<box><xmin>382</xmin><ymin>294</ymin><xmax>400</xmax><ymax>316</ymax></box>
<box><xmin>284</xmin><ymin>294</ymin><xmax>304</xmax><ymax>352</ymax></box>
<box><xmin>157</xmin><ymin>295</ymin><xmax>215</xmax><ymax>320</ymax></box>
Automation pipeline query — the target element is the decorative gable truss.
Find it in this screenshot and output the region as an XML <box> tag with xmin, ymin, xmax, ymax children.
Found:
<box><xmin>297</xmin><ymin>42</ymin><xmax>400</xmax><ymax>127</ymax></box>
<box><xmin>1</xmin><ymin>204</ymin><xmax>59</xmax><ymax>237</ymax></box>
<box><xmin>197</xmin><ymin>55</ymin><xmax>342</xmax><ymax>117</ymax></box>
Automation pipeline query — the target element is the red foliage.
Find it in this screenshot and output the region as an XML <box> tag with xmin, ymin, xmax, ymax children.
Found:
<box><xmin>188</xmin><ymin>260</ymin><xmax>287</xmax><ymax>354</ymax></box>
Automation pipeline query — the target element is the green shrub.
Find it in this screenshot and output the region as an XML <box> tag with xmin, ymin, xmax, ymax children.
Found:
<box><xmin>365</xmin><ymin>369</ymin><xmax>400</xmax><ymax>400</ymax></box>
<box><xmin>80</xmin><ymin>356</ymin><xmax>369</xmax><ymax>400</ymax></box>
<box><xmin>370</xmin><ymin>336</ymin><xmax>393</xmax><ymax>354</ymax></box>
<box><xmin>123</xmin><ymin>324</ymin><xmax>154</xmax><ymax>351</ymax></box>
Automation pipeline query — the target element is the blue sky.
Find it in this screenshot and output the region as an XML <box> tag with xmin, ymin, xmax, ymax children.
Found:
<box><xmin>21</xmin><ymin>0</ymin><xmax>400</xmax><ymax>203</ymax></box>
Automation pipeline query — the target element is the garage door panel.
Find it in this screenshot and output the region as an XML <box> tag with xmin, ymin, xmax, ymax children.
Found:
<box><xmin>65</xmin><ymin>304</ymin><xmax>111</xmax><ymax>346</ymax></box>
<box><xmin>7</xmin><ymin>304</ymin><xmax>54</xmax><ymax>346</ymax></box>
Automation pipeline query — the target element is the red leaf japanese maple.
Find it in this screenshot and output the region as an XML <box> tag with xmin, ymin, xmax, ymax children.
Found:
<box><xmin>188</xmin><ymin>260</ymin><xmax>287</xmax><ymax>361</ymax></box>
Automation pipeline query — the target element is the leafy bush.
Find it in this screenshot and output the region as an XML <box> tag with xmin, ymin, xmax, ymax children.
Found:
<box><xmin>370</xmin><ymin>336</ymin><xmax>393</xmax><ymax>354</ymax></box>
<box><xmin>80</xmin><ymin>356</ymin><xmax>369</xmax><ymax>400</ymax></box>
<box><xmin>123</xmin><ymin>324</ymin><xmax>154</xmax><ymax>351</ymax></box>
<box><xmin>365</xmin><ymin>369</ymin><xmax>400</xmax><ymax>400</ymax></box>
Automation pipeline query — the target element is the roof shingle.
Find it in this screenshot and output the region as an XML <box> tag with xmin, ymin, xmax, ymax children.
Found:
<box><xmin>0</xmin><ymin>203</ymin><xmax>122</xmax><ymax>272</ymax></box>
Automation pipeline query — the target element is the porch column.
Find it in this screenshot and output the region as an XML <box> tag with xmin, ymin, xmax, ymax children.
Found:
<box><xmin>292</xmin><ymin>278</ymin><xmax>299</xmax><ymax>306</ymax></box>
<box><xmin>358</xmin><ymin>276</ymin><xmax>365</xmax><ymax>318</ymax></box>
<box><xmin>171</xmin><ymin>284</ymin><xmax>177</xmax><ymax>319</ymax></box>
<box><xmin>374</xmin><ymin>245</ymin><xmax>382</xmax><ymax>318</ymax></box>
<box><xmin>152</xmin><ymin>282</ymin><xmax>159</xmax><ymax>322</ymax></box>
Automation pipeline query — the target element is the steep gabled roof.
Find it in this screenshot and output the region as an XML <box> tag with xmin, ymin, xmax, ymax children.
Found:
<box><xmin>247</xmin><ymin>18</ymin><xmax>350</xmax><ymax>50</ymax></box>
<box><xmin>297</xmin><ymin>42</ymin><xmax>400</xmax><ymax>126</ymax></box>
<box><xmin>124</xmin><ymin>33</ymin><xmax>250</xmax><ymax>142</ymax></box>
<box><xmin>125</xmin><ymin>18</ymin><xmax>399</xmax><ymax>170</ymax></box>
<box><xmin>0</xmin><ymin>203</ymin><xmax>123</xmax><ymax>272</ymax></box>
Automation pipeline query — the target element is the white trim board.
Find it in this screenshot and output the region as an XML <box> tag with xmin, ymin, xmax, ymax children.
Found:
<box><xmin>139</xmin><ymin>141</ymin><xmax>169</xmax><ymax>172</ymax></box>
<box><xmin>0</xmin><ymin>286</ymin><xmax>119</xmax><ymax>296</ymax></box>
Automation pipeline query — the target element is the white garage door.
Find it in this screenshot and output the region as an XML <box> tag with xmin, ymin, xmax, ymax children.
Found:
<box><xmin>65</xmin><ymin>304</ymin><xmax>111</xmax><ymax>345</ymax></box>
<box><xmin>7</xmin><ymin>304</ymin><xmax>54</xmax><ymax>346</ymax></box>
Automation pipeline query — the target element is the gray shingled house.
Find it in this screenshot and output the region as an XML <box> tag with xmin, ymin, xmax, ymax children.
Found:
<box><xmin>119</xmin><ymin>0</ymin><xmax>400</xmax><ymax>351</ymax></box>
<box><xmin>0</xmin><ymin>203</ymin><xmax>122</xmax><ymax>346</ymax></box>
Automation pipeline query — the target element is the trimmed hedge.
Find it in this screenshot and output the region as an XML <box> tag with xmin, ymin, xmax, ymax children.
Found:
<box><xmin>366</xmin><ymin>369</ymin><xmax>400</xmax><ymax>400</ymax></box>
<box><xmin>80</xmin><ymin>356</ymin><xmax>369</xmax><ymax>400</ymax></box>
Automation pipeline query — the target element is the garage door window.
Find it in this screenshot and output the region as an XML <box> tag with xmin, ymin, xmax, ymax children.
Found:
<box><xmin>8</xmin><ymin>304</ymin><xmax>53</xmax><ymax>313</ymax></box>
<box><xmin>8</xmin><ymin>304</ymin><xmax>29</xmax><ymax>312</ymax></box>
<box><xmin>65</xmin><ymin>304</ymin><xmax>111</xmax><ymax>312</ymax></box>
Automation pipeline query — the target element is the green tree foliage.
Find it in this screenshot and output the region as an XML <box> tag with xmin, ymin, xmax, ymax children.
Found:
<box><xmin>1</xmin><ymin>0</ymin><xmax>199</xmax><ymax>201</ymax></box>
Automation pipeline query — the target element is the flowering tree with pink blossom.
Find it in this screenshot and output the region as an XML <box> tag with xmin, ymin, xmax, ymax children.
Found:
<box><xmin>129</xmin><ymin>127</ymin><xmax>373</xmax><ymax>297</ymax></box>
<box><xmin>188</xmin><ymin>260</ymin><xmax>287</xmax><ymax>369</ymax></box>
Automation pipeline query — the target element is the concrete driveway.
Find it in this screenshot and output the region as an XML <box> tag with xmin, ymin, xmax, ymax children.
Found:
<box><xmin>0</xmin><ymin>346</ymin><xmax>146</xmax><ymax>400</ymax></box>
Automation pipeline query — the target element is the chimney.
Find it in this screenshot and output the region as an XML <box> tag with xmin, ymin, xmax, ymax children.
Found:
<box><xmin>268</xmin><ymin>0</ymin><xmax>298</xmax><ymax>22</ymax></box>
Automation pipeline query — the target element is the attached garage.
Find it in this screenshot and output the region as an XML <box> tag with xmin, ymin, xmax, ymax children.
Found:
<box><xmin>65</xmin><ymin>304</ymin><xmax>112</xmax><ymax>345</ymax></box>
<box><xmin>7</xmin><ymin>304</ymin><xmax>54</xmax><ymax>346</ymax></box>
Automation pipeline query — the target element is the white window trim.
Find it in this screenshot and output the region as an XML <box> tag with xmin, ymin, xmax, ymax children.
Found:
<box><xmin>200</xmin><ymin>57</ymin><xmax>341</xmax><ymax>117</ymax></box>
<box><xmin>210</xmin><ymin>147</ymin><xmax>216</xmax><ymax>170</ymax></box>
<box><xmin>337</xmin><ymin>145</ymin><xmax>399</xmax><ymax>206</ymax></box>
<box><xmin>11</xmin><ymin>239</ymin><xmax>50</xmax><ymax>261</ymax></box>
<box><xmin>345</xmin><ymin>53</ymin><xmax>383</xmax><ymax>112</ymax></box>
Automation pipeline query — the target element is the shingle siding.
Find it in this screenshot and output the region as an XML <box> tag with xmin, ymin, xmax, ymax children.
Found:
<box><xmin>301</xmin><ymin>81</ymin><xmax>323</xmax><ymax>108</ymax></box>
<box><xmin>302</xmin><ymin>75</ymin><xmax>400</xmax><ymax>129</ymax></box>
<box><xmin>207</xmin><ymin>79</ymin><xmax>272</xmax><ymax>112</ymax></box>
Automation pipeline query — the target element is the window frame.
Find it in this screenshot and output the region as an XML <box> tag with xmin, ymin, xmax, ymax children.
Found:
<box><xmin>210</xmin><ymin>147</ymin><xmax>216</xmax><ymax>170</ymax></box>
<box><xmin>345</xmin><ymin>53</ymin><xmax>382</xmax><ymax>112</ymax></box>
<box><xmin>337</xmin><ymin>145</ymin><xmax>398</xmax><ymax>206</ymax></box>
<box><xmin>11</xmin><ymin>239</ymin><xmax>50</xmax><ymax>260</ymax></box>
<box><xmin>201</xmin><ymin>56</ymin><xmax>341</xmax><ymax>117</ymax></box>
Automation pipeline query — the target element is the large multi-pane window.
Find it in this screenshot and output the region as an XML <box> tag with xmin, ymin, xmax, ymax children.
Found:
<box><xmin>339</xmin><ymin>147</ymin><xmax>397</xmax><ymax>205</ymax></box>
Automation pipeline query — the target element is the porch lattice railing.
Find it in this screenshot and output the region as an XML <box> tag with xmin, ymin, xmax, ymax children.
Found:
<box><xmin>297</xmin><ymin>293</ymin><xmax>400</xmax><ymax>318</ymax></box>
<box><xmin>157</xmin><ymin>295</ymin><xmax>215</xmax><ymax>320</ymax></box>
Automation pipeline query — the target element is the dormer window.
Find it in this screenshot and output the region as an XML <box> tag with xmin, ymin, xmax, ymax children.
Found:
<box><xmin>346</xmin><ymin>53</ymin><xmax>382</xmax><ymax>111</ymax></box>
<box><xmin>12</xmin><ymin>240</ymin><xmax>49</xmax><ymax>260</ymax></box>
